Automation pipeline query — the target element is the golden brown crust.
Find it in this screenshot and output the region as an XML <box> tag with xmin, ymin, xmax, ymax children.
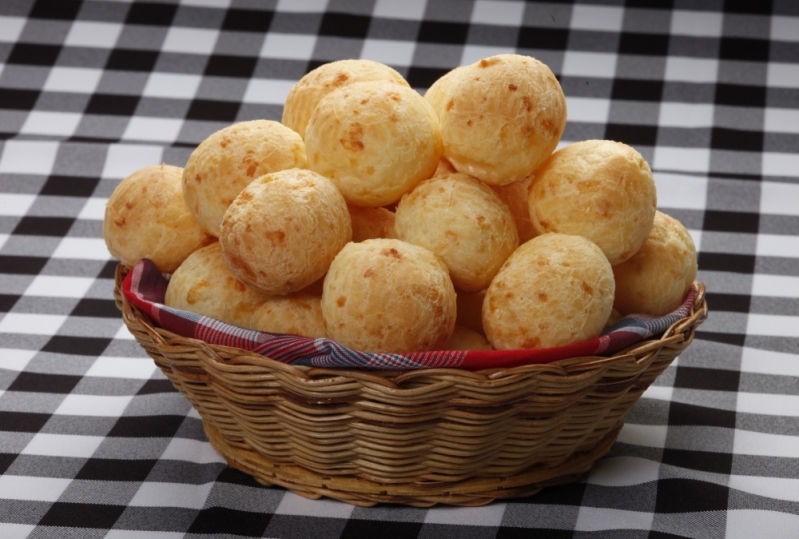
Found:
<box><xmin>444</xmin><ymin>325</ymin><xmax>493</xmax><ymax>351</ymax></box>
<box><xmin>440</xmin><ymin>54</ymin><xmax>567</xmax><ymax>185</ymax></box>
<box><xmin>490</xmin><ymin>175</ymin><xmax>537</xmax><ymax>244</ymax></box>
<box><xmin>321</xmin><ymin>239</ymin><xmax>457</xmax><ymax>353</ymax></box>
<box><xmin>612</xmin><ymin>211</ymin><xmax>698</xmax><ymax>316</ymax></box>
<box><xmin>219</xmin><ymin>168</ymin><xmax>352</xmax><ymax>295</ymax></box>
<box><xmin>249</xmin><ymin>293</ymin><xmax>328</xmax><ymax>338</ymax></box>
<box><xmin>103</xmin><ymin>164</ymin><xmax>214</xmax><ymax>273</ymax></box>
<box><xmin>483</xmin><ymin>234</ymin><xmax>615</xmax><ymax>350</ymax></box>
<box><xmin>423</xmin><ymin>65</ymin><xmax>467</xmax><ymax>119</ymax></box>
<box><xmin>395</xmin><ymin>172</ymin><xmax>519</xmax><ymax>293</ymax></box>
<box><xmin>182</xmin><ymin>120</ymin><xmax>307</xmax><ymax>237</ymax></box>
<box><xmin>528</xmin><ymin>139</ymin><xmax>657</xmax><ymax>266</ymax></box>
<box><xmin>348</xmin><ymin>204</ymin><xmax>396</xmax><ymax>242</ymax></box>
<box><xmin>305</xmin><ymin>80</ymin><xmax>443</xmax><ymax>208</ymax></box>
<box><xmin>164</xmin><ymin>242</ymin><xmax>269</xmax><ymax>327</ymax></box>
<box><xmin>283</xmin><ymin>59</ymin><xmax>409</xmax><ymax>139</ymax></box>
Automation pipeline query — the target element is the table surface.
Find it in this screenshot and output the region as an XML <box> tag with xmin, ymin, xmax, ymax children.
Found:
<box><xmin>1</xmin><ymin>0</ymin><xmax>798</xmax><ymax>538</ymax></box>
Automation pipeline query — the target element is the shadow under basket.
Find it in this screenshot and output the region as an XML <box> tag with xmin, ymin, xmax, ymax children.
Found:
<box><xmin>114</xmin><ymin>264</ymin><xmax>707</xmax><ymax>507</ymax></box>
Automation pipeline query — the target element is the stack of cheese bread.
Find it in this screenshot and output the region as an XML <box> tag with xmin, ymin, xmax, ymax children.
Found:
<box><xmin>103</xmin><ymin>54</ymin><xmax>697</xmax><ymax>355</ymax></box>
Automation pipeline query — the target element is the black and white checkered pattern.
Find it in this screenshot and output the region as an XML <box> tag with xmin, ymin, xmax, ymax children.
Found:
<box><xmin>1</xmin><ymin>0</ymin><xmax>798</xmax><ymax>537</ymax></box>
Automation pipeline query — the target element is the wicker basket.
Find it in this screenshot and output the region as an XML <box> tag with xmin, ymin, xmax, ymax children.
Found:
<box><xmin>114</xmin><ymin>264</ymin><xmax>707</xmax><ymax>507</ymax></box>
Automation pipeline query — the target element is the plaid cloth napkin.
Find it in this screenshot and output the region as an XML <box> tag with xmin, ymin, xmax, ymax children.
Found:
<box><xmin>123</xmin><ymin>259</ymin><xmax>697</xmax><ymax>371</ymax></box>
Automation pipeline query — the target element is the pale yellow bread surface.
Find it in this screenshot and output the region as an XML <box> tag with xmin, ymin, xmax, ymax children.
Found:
<box><xmin>165</xmin><ymin>242</ymin><xmax>268</xmax><ymax>327</ymax></box>
<box><xmin>249</xmin><ymin>294</ymin><xmax>328</xmax><ymax>339</ymax></box>
<box><xmin>305</xmin><ymin>80</ymin><xmax>443</xmax><ymax>207</ymax></box>
<box><xmin>423</xmin><ymin>65</ymin><xmax>466</xmax><ymax>119</ymax></box>
<box><xmin>395</xmin><ymin>172</ymin><xmax>519</xmax><ymax>293</ymax></box>
<box><xmin>444</xmin><ymin>325</ymin><xmax>493</xmax><ymax>351</ymax></box>
<box><xmin>528</xmin><ymin>139</ymin><xmax>657</xmax><ymax>266</ymax></box>
<box><xmin>348</xmin><ymin>204</ymin><xmax>396</xmax><ymax>242</ymax></box>
<box><xmin>456</xmin><ymin>289</ymin><xmax>487</xmax><ymax>335</ymax></box>
<box><xmin>103</xmin><ymin>164</ymin><xmax>214</xmax><ymax>273</ymax></box>
<box><xmin>182</xmin><ymin>120</ymin><xmax>307</xmax><ymax>237</ymax></box>
<box><xmin>220</xmin><ymin>168</ymin><xmax>351</xmax><ymax>295</ymax></box>
<box><xmin>321</xmin><ymin>239</ymin><xmax>457</xmax><ymax>353</ymax></box>
<box><xmin>483</xmin><ymin>233</ymin><xmax>615</xmax><ymax>350</ymax></box>
<box><xmin>283</xmin><ymin>59</ymin><xmax>409</xmax><ymax>140</ymax></box>
<box><xmin>490</xmin><ymin>175</ymin><xmax>537</xmax><ymax>244</ymax></box>
<box><xmin>439</xmin><ymin>54</ymin><xmax>567</xmax><ymax>186</ymax></box>
<box><xmin>612</xmin><ymin>211</ymin><xmax>698</xmax><ymax>316</ymax></box>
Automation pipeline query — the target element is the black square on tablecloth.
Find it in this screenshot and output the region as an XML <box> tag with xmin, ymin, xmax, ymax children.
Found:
<box><xmin>137</xmin><ymin>379</ymin><xmax>178</xmax><ymax>395</ymax></box>
<box><xmin>188</xmin><ymin>506</ymin><xmax>272</xmax><ymax>537</ymax></box>
<box><xmin>222</xmin><ymin>8</ymin><xmax>274</xmax><ymax>32</ymax></box>
<box><xmin>8</xmin><ymin>372</ymin><xmax>83</xmax><ymax>394</ymax></box>
<box><xmin>496</xmin><ymin>528</ymin><xmax>574</xmax><ymax>539</ymax></box>
<box><xmin>40</xmin><ymin>176</ymin><xmax>100</xmax><ymax>198</ymax></box>
<box><xmin>7</xmin><ymin>43</ymin><xmax>61</xmax><ymax>66</ymax></box>
<box><xmin>662</xmin><ymin>448</ymin><xmax>734</xmax><ymax>475</ymax></box>
<box><xmin>0</xmin><ymin>255</ymin><xmax>49</xmax><ymax>275</ymax></box>
<box><xmin>696</xmin><ymin>331</ymin><xmax>747</xmax><ymax>347</ymax></box>
<box><xmin>417</xmin><ymin>21</ymin><xmax>470</xmax><ymax>44</ymax></box>
<box><xmin>0</xmin><ymin>411</ymin><xmax>51</xmax><ymax>433</ymax></box>
<box><xmin>0</xmin><ymin>294</ymin><xmax>19</xmax><ymax>312</ymax></box>
<box><xmin>0</xmin><ymin>453</ymin><xmax>17</xmax><ymax>475</ymax></box>
<box><xmin>0</xmin><ymin>89</ymin><xmax>39</xmax><ymax>110</ymax></box>
<box><xmin>723</xmin><ymin>0</ymin><xmax>774</xmax><ymax>15</ymax></box>
<box><xmin>107</xmin><ymin>415</ymin><xmax>185</xmax><ymax>438</ymax></box>
<box><xmin>106</xmin><ymin>49</ymin><xmax>160</xmax><ymax>72</ymax></box>
<box><xmin>654</xmin><ymin>479</ymin><xmax>730</xmax><ymax>513</ymax></box>
<box><xmin>204</xmin><ymin>54</ymin><xmax>258</xmax><ymax>78</ymax></box>
<box><xmin>319</xmin><ymin>12</ymin><xmax>371</xmax><ymax>39</ymax></box>
<box><xmin>674</xmin><ymin>366</ymin><xmax>741</xmax><ymax>392</ymax></box>
<box><xmin>85</xmin><ymin>94</ymin><xmax>140</xmax><ymax>116</ymax></box>
<box><xmin>517</xmin><ymin>27</ymin><xmax>569</xmax><ymax>50</ymax></box>
<box><xmin>618</xmin><ymin>32</ymin><xmax>670</xmax><ymax>56</ymax></box>
<box><xmin>42</xmin><ymin>336</ymin><xmax>113</xmax><ymax>357</ymax></box>
<box><xmin>611</xmin><ymin>79</ymin><xmax>663</xmax><ymax>101</ymax></box>
<box><xmin>715</xmin><ymin>83</ymin><xmax>766</xmax><ymax>108</ymax></box>
<box><xmin>125</xmin><ymin>2</ymin><xmax>178</xmax><ymax>26</ymax></box>
<box><xmin>340</xmin><ymin>520</ymin><xmax>424</xmax><ymax>539</ymax></box>
<box><xmin>668</xmin><ymin>401</ymin><xmax>737</xmax><ymax>429</ymax></box>
<box><xmin>720</xmin><ymin>37</ymin><xmax>770</xmax><ymax>62</ymax></box>
<box><xmin>39</xmin><ymin>502</ymin><xmax>126</xmax><ymax>528</ymax></box>
<box><xmin>186</xmin><ymin>99</ymin><xmax>240</xmax><ymax>122</ymax></box>
<box><xmin>29</xmin><ymin>0</ymin><xmax>82</xmax><ymax>21</ymax></box>
<box><xmin>99</xmin><ymin>260</ymin><xmax>119</xmax><ymax>279</ymax></box>
<box><xmin>711</xmin><ymin>127</ymin><xmax>764</xmax><ymax>152</ymax></box>
<box><xmin>215</xmin><ymin>466</ymin><xmax>264</xmax><ymax>488</ymax></box>
<box><xmin>71</xmin><ymin>298</ymin><xmax>121</xmax><ymax>318</ymax></box>
<box><xmin>605</xmin><ymin>123</ymin><xmax>658</xmax><ymax>147</ymax></box>
<box><xmin>77</xmin><ymin>458</ymin><xmax>158</xmax><ymax>482</ymax></box>
<box><xmin>704</xmin><ymin>292</ymin><xmax>751</xmax><ymax>313</ymax></box>
<box><xmin>626</xmin><ymin>0</ymin><xmax>674</xmax><ymax>7</ymax></box>
<box><xmin>703</xmin><ymin>210</ymin><xmax>759</xmax><ymax>234</ymax></box>
<box><xmin>12</xmin><ymin>216</ymin><xmax>74</xmax><ymax>237</ymax></box>
<box><xmin>406</xmin><ymin>67</ymin><xmax>450</xmax><ymax>90</ymax></box>
<box><xmin>698</xmin><ymin>252</ymin><xmax>756</xmax><ymax>274</ymax></box>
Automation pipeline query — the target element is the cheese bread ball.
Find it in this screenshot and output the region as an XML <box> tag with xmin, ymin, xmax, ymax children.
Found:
<box><xmin>612</xmin><ymin>211</ymin><xmax>698</xmax><ymax>316</ymax></box>
<box><xmin>483</xmin><ymin>234</ymin><xmax>615</xmax><ymax>350</ymax></box>
<box><xmin>182</xmin><ymin>120</ymin><xmax>307</xmax><ymax>237</ymax></box>
<box><xmin>165</xmin><ymin>242</ymin><xmax>268</xmax><ymax>327</ymax></box>
<box><xmin>103</xmin><ymin>164</ymin><xmax>214</xmax><ymax>273</ymax></box>
<box><xmin>395</xmin><ymin>172</ymin><xmax>518</xmax><ymax>293</ymax></box>
<box><xmin>321</xmin><ymin>239</ymin><xmax>457</xmax><ymax>353</ymax></box>
<box><xmin>424</xmin><ymin>65</ymin><xmax>467</xmax><ymax>118</ymax></box>
<box><xmin>305</xmin><ymin>80</ymin><xmax>443</xmax><ymax>207</ymax></box>
<box><xmin>348</xmin><ymin>204</ymin><xmax>396</xmax><ymax>242</ymax></box>
<box><xmin>440</xmin><ymin>54</ymin><xmax>567</xmax><ymax>186</ymax></box>
<box><xmin>444</xmin><ymin>325</ymin><xmax>493</xmax><ymax>351</ymax></box>
<box><xmin>250</xmin><ymin>293</ymin><xmax>328</xmax><ymax>339</ymax></box>
<box><xmin>490</xmin><ymin>175</ymin><xmax>537</xmax><ymax>244</ymax></box>
<box><xmin>220</xmin><ymin>168</ymin><xmax>351</xmax><ymax>295</ymax></box>
<box><xmin>283</xmin><ymin>59</ymin><xmax>409</xmax><ymax>139</ymax></box>
<box><xmin>528</xmin><ymin>140</ymin><xmax>657</xmax><ymax>266</ymax></box>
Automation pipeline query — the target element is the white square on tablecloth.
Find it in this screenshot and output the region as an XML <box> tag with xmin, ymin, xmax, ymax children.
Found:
<box><xmin>24</xmin><ymin>275</ymin><xmax>95</xmax><ymax>298</ymax></box>
<box><xmin>565</xmin><ymin>97</ymin><xmax>610</xmax><ymax>124</ymax></box>
<box><xmin>726</xmin><ymin>510</ymin><xmax>799</xmax><ymax>539</ymax></box>
<box><xmin>43</xmin><ymin>66</ymin><xmax>103</xmax><ymax>93</ymax></box>
<box><xmin>54</xmin><ymin>394</ymin><xmax>134</xmax><ymax>417</ymax></box>
<box><xmin>51</xmin><ymin>237</ymin><xmax>113</xmax><ymax>260</ymax></box>
<box><xmin>764</xmin><ymin>107</ymin><xmax>799</xmax><ymax>134</ymax></box>
<box><xmin>670</xmin><ymin>10</ymin><xmax>723</xmax><ymax>37</ymax></box>
<box><xmin>22</xmin><ymin>433</ymin><xmax>105</xmax><ymax>458</ymax></box>
<box><xmin>65</xmin><ymin>21</ymin><xmax>123</xmax><ymax>48</ymax></box>
<box><xmin>142</xmin><ymin>73</ymin><xmax>202</xmax><ymax>99</ymax></box>
<box><xmin>756</xmin><ymin>234</ymin><xmax>799</xmax><ymax>259</ymax></box>
<box><xmin>760</xmin><ymin>181</ymin><xmax>799</xmax><ymax>215</ymax></box>
<box><xmin>767</xmin><ymin>62</ymin><xmax>799</xmax><ymax>89</ymax></box>
<box><xmin>424</xmin><ymin>502</ymin><xmax>507</xmax><ymax>526</ymax></box>
<box><xmin>372</xmin><ymin>0</ymin><xmax>427</xmax><ymax>20</ymax></box>
<box><xmin>654</xmin><ymin>172</ymin><xmax>708</xmax><ymax>210</ymax></box>
<box><xmin>260</xmin><ymin>33</ymin><xmax>317</xmax><ymax>59</ymax></box>
<box><xmin>20</xmin><ymin>111</ymin><xmax>82</xmax><ymax>137</ymax></box>
<box><xmin>762</xmin><ymin>152</ymin><xmax>799</xmax><ymax>178</ymax></box>
<box><xmin>243</xmin><ymin>78</ymin><xmax>295</xmax><ymax>104</ymax></box>
<box><xmin>77</xmin><ymin>197</ymin><xmax>107</xmax><ymax>220</ymax></box>
<box><xmin>129</xmin><ymin>482</ymin><xmax>214</xmax><ymax>509</ymax></box>
<box><xmin>160</xmin><ymin>438</ymin><xmax>226</xmax><ymax>464</ymax></box>
<box><xmin>664</xmin><ymin>57</ymin><xmax>719</xmax><ymax>83</ymax></box>
<box><xmin>361</xmin><ymin>39</ymin><xmax>415</xmax><ymax>67</ymax></box>
<box><xmin>471</xmin><ymin>1</ymin><xmax>525</xmax><ymax>26</ymax></box>
<box><xmin>770</xmin><ymin>16</ymin><xmax>799</xmax><ymax>42</ymax></box>
<box><xmin>275</xmin><ymin>491</ymin><xmax>354</xmax><ymax>518</ymax></box>
<box><xmin>0</xmin><ymin>16</ymin><xmax>26</xmax><ymax>43</ymax></box>
<box><xmin>658</xmin><ymin>102</ymin><xmax>714</xmax><ymax>128</ymax></box>
<box><xmin>0</xmin><ymin>475</ymin><xmax>71</xmax><ymax>502</ymax></box>
<box><xmin>570</xmin><ymin>5</ymin><xmax>623</xmax><ymax>32</ymax></box>
<box><xmin>122</xmin><ymin>117</ymin><xmax>183</xmax><ymax>143</ymax></box>
<box><xmin>0</xmin><ymin>348</ymin><xmax>36</xmax><ymax>372</ymax></box>
<box><xmin>653</xmin><ymin>147</ymin><xmax>710</xmax><ymax>173</ymax></box>
<box><xmin>101</xmin><ymin>144</ymin><xmax>164</xmax><ymax>180</ymax></box>
<box><xmin>0</xmin><ymin>193</ymin><xmax>36</xmax><ymax>216</ymax></box>
<box><xmin>85</xmin><ymin>356</ymin><xmax>157</xmax><ymax>379</ymax></box>
<box><xmin>0</xmin><ymin>140</ymin><xmax>59</xmax><ymax>175</ymax></box>
<box><xmin>561</xmin><ymin>51</ymin><xmax>617</xmax><ymax>78</ymax></box>
<box><xmin>0</xmin><ymin>313</ymin><xmax>67</xmax><ymax>335</ymax></box>
<box><xmin>161</xmin><ymin>27</ymin><xmax>219</xmax><ymax>55</ymax></box>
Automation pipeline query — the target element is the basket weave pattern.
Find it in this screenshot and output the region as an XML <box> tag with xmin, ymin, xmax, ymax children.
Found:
<box><xmin>114</xmin><ymin>264</ymin><xmax>707</xmax><ymax>507</ymax></box>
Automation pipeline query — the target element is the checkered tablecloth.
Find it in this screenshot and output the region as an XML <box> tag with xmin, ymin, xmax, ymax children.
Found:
<box><xmin>0</xmin><ymin>0</ymin><xmax>797</xmax><ymax>538</ymax></box>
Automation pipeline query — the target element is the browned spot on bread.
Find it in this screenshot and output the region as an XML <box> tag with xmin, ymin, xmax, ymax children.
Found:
<box><xmin>522</xmin><ymin>336</ymin><xmax>541</xmax><ymax>348</ymax></box>
<box><xmin>187</xmin><ymin>280</ymin><xmax>210</xmax><ymax>305</ymax></box>
<box><xmin>508</xmin><ymin>84</ymin><xmax>518</xmax><ymax>91</ymax></box>
<box><xmin>194</xmin><ymin>174</ymin><xmax>202</xmax><ymax>183</ymax></box>
<box><xmin>265</xmin><ymin>230</ymin><xmax>286</xmax><ymax>243</ymax></box>
<box><xmin>363</xmin><ymin>268</ymin><xmax>375</xmax><ymax>278</ymax></box>
<box><xmin>479</xmin><ymin>59</ymin><xmax>489</xmax><ymax>67</ymax></box>
<box><xmin>246</xmin><ymin>163</ymin><xmax>258</xmax><ymax>177</ymax></box>
<box><xmin>522</xmin><ymin>96</ymin><xmax>533</xmax><ymax>112</ymax></box>
<box><xmin>341</xmin><ymin>122</ymin><xmax>365</xmax><ymax>151</ymax></box>
<box><xmin>334</xmin><ymin>72</ymin><xmax>349</xmax><ymax>86</ymax></box>
<box><xmin>381</xmin><ymin>248</ymin><xmax>402</xmax><ymax>259</ymax></box>
<box><xmin>446</xmin><ymin>100</ymin><xmax>454</xmax><ymax>111</ymax></box>
<box><xmin>336</xmin><ymin>296</ymin><xmax>346</xmax><ymax>307</ymax></box>
<box><xmin>537</xmin><ymin>292</ymin><xmax>548</xmax><ymax>301</ymax></box>
<box><xmin>113</xmin><ymin>217</ymin><xmax>125</xmax><ymax>227</ymax></box>
<box><xmin>582</xmin><ymin>281</ymin><xmax>594</xmax><ymax>295</ymax></box>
